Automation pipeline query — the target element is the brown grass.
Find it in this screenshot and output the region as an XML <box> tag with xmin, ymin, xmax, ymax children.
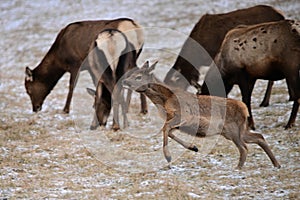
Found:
<box><xmin>1</xmin><ymin>0</ymin><xmax>300</xmax><ymax>199</ymax></box>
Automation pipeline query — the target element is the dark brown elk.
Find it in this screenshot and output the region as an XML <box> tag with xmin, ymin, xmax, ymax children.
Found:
<box><xmin>164</xmin><ymin>5</ymin><xmax>284</xmax><ymax>106</ymax></box>
<box><xmin>123</xmin><ymin>61</ymin><xmax>280</xmax><ymax>169</ymax></box>
<box><xmin>86</xmin><ymin>29</ymin><xmax>136</xmax><ymax>130</ymax></box>
<box><xmin>202</xmin><ymin>20</ymin><xmax>300</xmax><ymax>129</ymax></box>
<box><xmin>24</xmin><ymin>18</ymin><xmax>147</xmax><ymax>114</ymax></box>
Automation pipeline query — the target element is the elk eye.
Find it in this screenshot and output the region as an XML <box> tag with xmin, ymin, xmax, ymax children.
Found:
<box><xmin>135</xmin><ymin>76</ymin><xmax>142</xmax><ymax>81</ymax></box>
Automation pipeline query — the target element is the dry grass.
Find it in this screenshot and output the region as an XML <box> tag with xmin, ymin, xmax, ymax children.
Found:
<box><xmin>1</xmin><ymin>0</ymin><xmax>300</xmax><ymax>199</ymax></box>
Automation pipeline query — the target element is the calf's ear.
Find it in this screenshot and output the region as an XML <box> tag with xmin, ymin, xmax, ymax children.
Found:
<box><xmin>25</xmin><ymin>66</ymin><xmax>33</xmax><ymax>82</ymax></box>
<box><xmin>141</xmin><ymin>61</ymin><xmax>149</xmax><ymax>69</ymax></box>
<box><xmin>147</xmin><ymin>60</ymin><xmax>158</xmax><ymax>73</ymax></box>
<box><xmin>86</xmin><ymin>88</ymin><xmax>96</xmax><ymax>97</ymax></box>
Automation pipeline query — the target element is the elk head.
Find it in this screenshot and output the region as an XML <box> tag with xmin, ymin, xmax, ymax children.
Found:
<box><xmin>25</xmin><ymin>67</ymin><xmax>49</xmax><ymax>112</ymax></box>
<box><xmin>122</xmin><ymin>61</ymin><xmax>158</xmax><ymax>92</ymax></box>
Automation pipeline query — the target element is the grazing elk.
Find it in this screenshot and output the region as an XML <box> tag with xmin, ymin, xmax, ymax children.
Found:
<box><xmin>25</xmin><ymin>18</ymin><xmax>147</xmax><ymax>114</ymax></box>
<box><xmin>86</xmin><ymin>29</ymin><xmax>136</xmax><ymax>130</ymax></box>
<box><xmin>202</xmin><ymin>20</ymin><xmax>300</xmax><ymax>129</ymax></box>
<box><xmin>123</xmin><ymin>61</ymin><xmax>280</xmax><ymax>169</ymax></box>
<box><xmin>164</xmin><ymin>5</ymin><xmax>284</xmax><ymax>106</ymax></box>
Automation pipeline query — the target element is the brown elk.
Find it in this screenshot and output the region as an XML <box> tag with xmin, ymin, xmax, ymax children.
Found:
<box><xmin>164</xmin><ymin>5</ymin><xmax>284</xmax><ymax>106</ymax></box>
<box><xmin>24</xmin><ymin>18</ymin><xmax>147</xmax><ymax>115</ymax></box>
<box><xmin>86</xmin><ymin>29</ymin><xmax>137</xmax><ymax>130</ymax></box>
<box><xmin>202</xmin><ymin>20</ymin><xmax>300</xmax><ymax>129</ymax></box>
<box><xmin>123</xmin><ymin>61</ymin><xmax>280</xmax><ymax>169</ymax></box>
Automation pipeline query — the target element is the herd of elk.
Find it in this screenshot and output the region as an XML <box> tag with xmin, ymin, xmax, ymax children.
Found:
<box><xmin>24</xmin><ymin>5</ymin><xmax>299</xmax><ymax>168</ymax></box>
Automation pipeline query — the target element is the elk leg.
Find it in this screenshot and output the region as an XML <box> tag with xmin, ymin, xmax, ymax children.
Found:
<box><xmin>112</xmin><ymin>85</ymin><xmax>121</xmax><ymax>131</ymax></box>
<box><xmin>285</xmin><ymin>100</ymin><xmax>299</xmax><ymax>129</ymax></box>
<box><xmin>120</xmin><ymin>88</ymin><xmax>129</xmax><ymax>128</ymax></box>
<box><xmin>232</xmin><ymin>137</ymin><xmax>248</xmax><ymax>169</ymax></box>
<box><xmin>260</xmin><ymin>81</ymin><xmax>274</xmax><ymax>107</ymax></box>
<box><xmin>243</xmin><ymin>131</ymin><xmax>281</xmax><ymax>168</ymax></box>
<box><xmin>64</xmin><ymin>69</ymin><xmax>79</xmax><ymax>113</ymax></box>
<box><xmin>140</xmin><ymin>94</ymin><xmax>148</xmax><ymax>114</ymax></box>
<box><xmin>162</xmin><ymin>124</ymin><xmax>172</xmax><ymax>163</ymax></box>
<box><xmin>168</xmin><ymin>131</ymin><xmax>198</xmax><ymax>152</ymax></box>
<box><xmin>239</xmin><ymin>78</ymin><xmax>256</xmax><ymax>130</ymax></box>
<box><xmin>125</xmin><ymin>89</ymin><xmax>132</xmax><ymax>114</ymax></box>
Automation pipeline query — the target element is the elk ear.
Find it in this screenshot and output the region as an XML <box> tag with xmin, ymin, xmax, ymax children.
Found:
<box><xmin>25</xmin><ymin>66</ymin><xmax>33</xmax><ymax>82</ymax></box>
<box><xmin>147</xmin><ymin>60</ymin><xmax>158</xmax><ymax>73</ymax></box>
<box><xmin>86</xmin><ymin>88</ymin><xmax>96</xmax><ymax>97</ymax></box>
<box><xmin>141</xmin><ymin>61</ymin><xmax>149</xmax><ymax>69</ymax></box>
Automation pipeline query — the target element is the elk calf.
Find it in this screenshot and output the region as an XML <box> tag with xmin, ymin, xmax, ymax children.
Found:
<box><xmin>123</xmin><ymin>61</ymin><xmax>280</xmax><ymax>169</ymax></box>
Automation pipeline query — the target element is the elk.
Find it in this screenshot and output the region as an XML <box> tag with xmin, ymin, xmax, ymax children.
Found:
<box><xmin>123</xmin><ymin>61</ymin><xmax>281</xmax><ymax>169</ymax></box>
<box><xmin>164</xmin><ymin>5</ymin><xmax>284</xmax><ymax>106</ymax></box>
<box><xmin>86</xmin><ymin>29</ymin><xmax>137</xmax><ymax>130</ymax></box>
<box><xmin>24</xmin><ymin>18</ymin><xmax>147</xmax><ymax>115</ymax></box>
<box><xmin>202</xmin><ymin>20</ymin><xmax>300</xmax><ymax>129</ymax></box>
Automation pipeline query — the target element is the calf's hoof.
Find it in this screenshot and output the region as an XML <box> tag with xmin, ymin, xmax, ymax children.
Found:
<box><xmin>165</xmin><ymin>155</ymin><xmax>172</xmax><ymax>163</ymax></box>
<box><xmin>140</xmin><ymin>109</ymin><xmax>148</xmax><ymax>115</ymax></box>
<box><xmin>189</xmin><ymin>145</ymin><xmax>198</xmax><ymax>152</ymax></box>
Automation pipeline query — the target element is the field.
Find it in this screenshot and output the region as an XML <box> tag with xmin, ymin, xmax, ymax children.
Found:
<box><xmin>0</xmin><ymin>0</ymin><xmax>299</xmax><ymax>199</ymax></box>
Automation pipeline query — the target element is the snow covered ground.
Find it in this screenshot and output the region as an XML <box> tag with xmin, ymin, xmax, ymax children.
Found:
<box><xmin>0</xmin><ymin>0</ymin><xmax>299</xmax><ymax>199</ymax></box>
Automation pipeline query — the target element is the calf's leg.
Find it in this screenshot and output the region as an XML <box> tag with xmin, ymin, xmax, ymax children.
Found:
<box><xmin>140</xmin><ymin>94</ymin><xmax>148</xmax><ymax>114</ymax></box>
<box><xmin>162</xmin><ymin>124</ymin><xmax>172</xmax><ymax>163</ymax></box>
<box><xmin>231</xmin><ymin>137</ymin><xmax>248</xmax><ymax>169</ymax></box>
<box><xmin>242</xmin><ymin>131</ymin><xmax>281</xmax><ymax>168</ymax></box>
<box><xmin>168</xmin><ymin>131</ymin><xmax>198</xmax><ymax>152</ymax></box>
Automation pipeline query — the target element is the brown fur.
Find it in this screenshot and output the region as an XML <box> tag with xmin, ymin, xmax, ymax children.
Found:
<box><xmin>123</xmin><ymin>61</ymin><xmax>280</xmax><ymax>168</ymax></box>
<box><xmin>164</xmin><ymin>5</ymin><xmax>284</xmax><ymax>104</ymax></box>
<box><xmin>202</xmin><ymin>20</ymin><xmax>300</xmax><ymax>129</ymax></box>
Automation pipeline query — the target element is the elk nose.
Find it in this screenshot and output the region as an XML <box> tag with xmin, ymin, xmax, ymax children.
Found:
<box><xmin>122</xmin><ymin>80</ymin><xmax>131</xmax><ymax>87</ymax></box>
<box><xmin>33</xmin><ymin>105</ymin><xmax>42</xmax><ymax>112</ymax></box>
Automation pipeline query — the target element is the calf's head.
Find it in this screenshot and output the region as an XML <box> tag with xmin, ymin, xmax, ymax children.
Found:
<box><xmin>122</xmin><ymin>61</ymin><xmax>158</xmax><ymax>92</ymax></box>
<box><xmin>25</xmin><ymin>67</ymin><xmax>49</xmax><ymax>112</ymax></box>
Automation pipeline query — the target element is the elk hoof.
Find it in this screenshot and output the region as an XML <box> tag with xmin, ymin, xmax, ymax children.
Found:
<box><xmin>189</xmin><ymin>145</ymin><xmax>198</xmax><ymax>152</ymax></box>
<box><xmin>259</xmin><ymin>101</ymin><xmax>269</xmax><ymax>107</ymax></box>
<box><xmin>63</xmin><ymin>108</ymin><xmax>70</xmax><ymax>114</ymax></box>
<box><xmin>140</xmin><ymin>109</ymin><xmax>148</xmax><ymax>115</ymax></box>
<box><xmin>284</xmin><ymin>123</ymin><xmax>294</xmax><ymax>130</ymax></box>
<box><xmin>90</xmin><ymin>125</ymin><xmax>98</xmax><ymax>130</ymax></box>
<box><xmin>112</xmin><ymin>125</ymin><xmax>120</xmax><ymax>131</ymax></box>
<box><xmin>165</xmin><ymin>155</ymin><xmax>172</xmax><ymax>163</ymax></box>
<box><xmin>275</xmin><ymin>164</ymin><xmax>281</xmax><ymax>169</ymax></box>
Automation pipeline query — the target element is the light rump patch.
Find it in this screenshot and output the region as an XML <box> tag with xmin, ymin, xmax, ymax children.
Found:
<box><xmin>117</xmin><ymin>20</ymin><xmax>144</xmax><ymax>55</ymax></box>
<box><xmin>95</xmin><ymin>30</ymin><xmax>127</xmax><ymax>75</ymax></box>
